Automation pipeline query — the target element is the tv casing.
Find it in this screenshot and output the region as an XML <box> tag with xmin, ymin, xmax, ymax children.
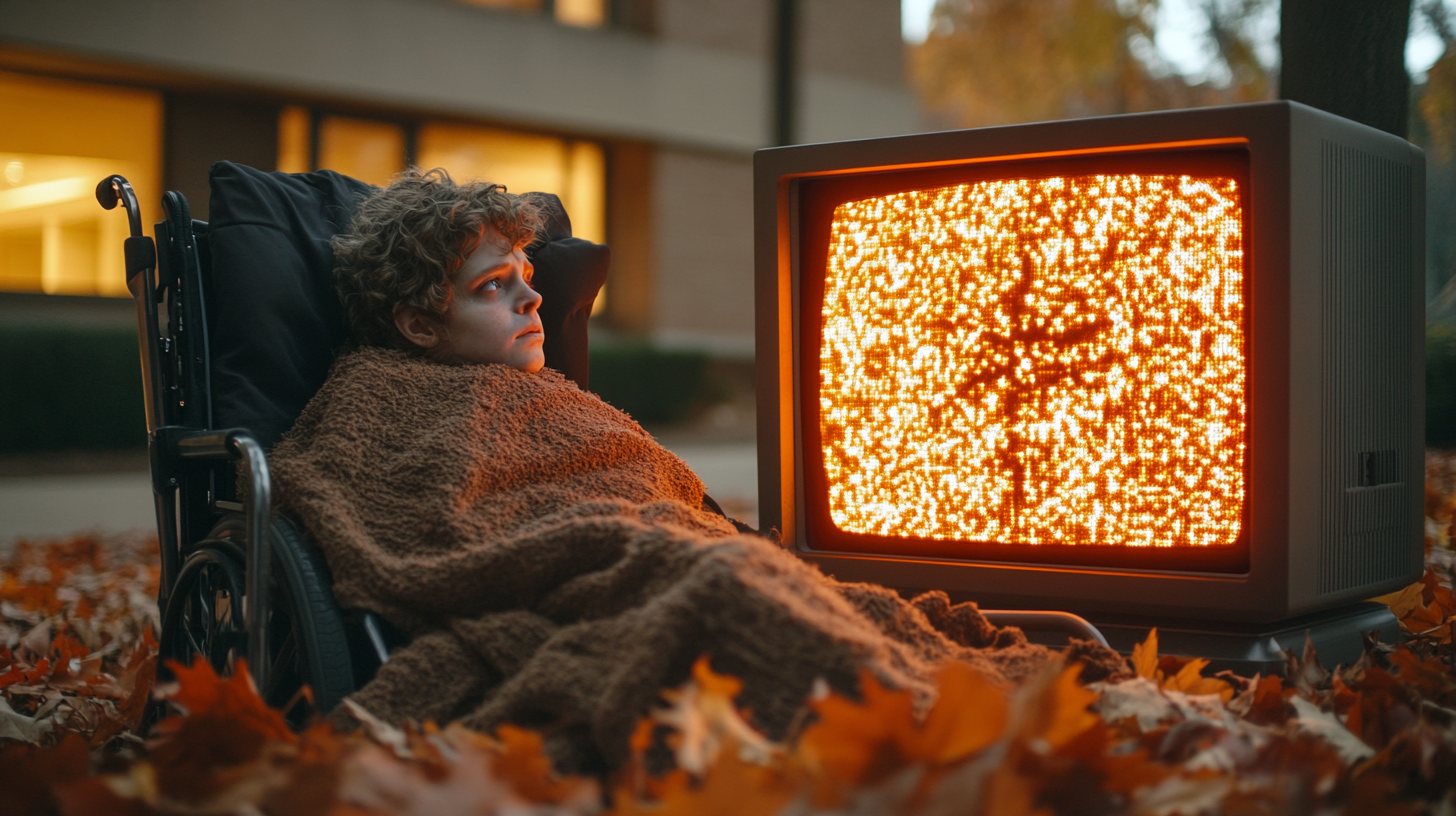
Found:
<box><xmin>754</xmin><ymin>101</ymin><xmax>1426</xmax><ymax>624</ymax></box>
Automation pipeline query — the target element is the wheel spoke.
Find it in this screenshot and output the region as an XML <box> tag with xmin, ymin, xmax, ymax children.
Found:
<box><xmin>264</xmin><ymin>627</ymin><xmax>298</xmax><ymax>703</ymax></box>
<box><xmin>182</xmin><ymin>601</ymin><xmax>206</xmax><ymax>663</ymax></box>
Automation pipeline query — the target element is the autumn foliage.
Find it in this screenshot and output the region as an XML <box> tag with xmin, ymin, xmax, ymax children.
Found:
<box><xmin>3</xmin><ymin>453</ymin><xmax>1456</xmax><ymax>814</ymax></box>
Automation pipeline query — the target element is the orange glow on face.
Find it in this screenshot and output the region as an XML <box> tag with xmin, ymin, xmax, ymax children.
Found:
<box><xmin>820</xmin><ymin>175</ymin><xmax>1245</xmax><ymax>548</ymax></box>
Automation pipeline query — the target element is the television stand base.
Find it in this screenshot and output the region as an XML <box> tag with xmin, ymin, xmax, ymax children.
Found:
<box><xmin>1014</xmin><ymin>602</ymin><xmax>1400</xmax><ymax>677</ymax></box>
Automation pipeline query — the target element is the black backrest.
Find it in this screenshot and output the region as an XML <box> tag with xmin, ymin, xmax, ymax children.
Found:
<box><xmin>207</xmin><ymin>162</ymin><xmax>372</xmax><ymax>451</ymax></box>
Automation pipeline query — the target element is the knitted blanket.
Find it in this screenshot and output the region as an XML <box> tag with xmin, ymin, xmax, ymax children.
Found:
<box><xmin>269</xmin><ymin>347</ymin><xmax>1108</xmax><ymax>772</ymax></box>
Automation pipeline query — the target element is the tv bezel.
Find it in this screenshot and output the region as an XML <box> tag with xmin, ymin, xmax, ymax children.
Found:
<box><xmin>754</xmin><ymin>101</ymin><xmax>1425</xmax><ymax>622</ymax></box>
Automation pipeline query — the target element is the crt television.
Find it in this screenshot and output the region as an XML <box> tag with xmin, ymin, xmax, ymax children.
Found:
<box><xmin>754</xmin><ymin>101</ymin><xmax>1425</xmax><ymax>627</ymax></box>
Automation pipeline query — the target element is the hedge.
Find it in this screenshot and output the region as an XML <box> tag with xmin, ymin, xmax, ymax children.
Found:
<box><xmin>0</xmin><ymin>325</ymin><xmax>147</xmax><ymax>452</ymax></box>
<box><xmin>588</xmin><ymin>344</ymin><xmax>710</xmax><ymax>425</ymax></box>
<box><xmin>1429</xmin><ymin>323</ymin><xmax>1456</xmax><ymax>449</ymax></box>
<box><xmin>5</xmin><ymin>325</ymin><xmax>1453</xmax><ymax>451</ymax></box>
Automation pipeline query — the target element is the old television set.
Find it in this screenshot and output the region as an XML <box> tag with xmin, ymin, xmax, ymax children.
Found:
<box><xmin>754</xmin><ymin>102</ymin><xmax>1426</xmax><ymax>665</ymax></box>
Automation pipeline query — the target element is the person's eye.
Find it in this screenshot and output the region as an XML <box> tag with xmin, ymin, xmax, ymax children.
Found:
<box><xmin>481</xmin><ymin>278</ymin><xmax>503</xmax><ymax>292</ymax></box>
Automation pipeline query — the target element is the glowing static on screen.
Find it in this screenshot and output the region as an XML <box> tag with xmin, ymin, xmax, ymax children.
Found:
<box><xmin>820</xmin><ymin>175</ymin><xmax>1245</xmax><ymax>548</ymax></box>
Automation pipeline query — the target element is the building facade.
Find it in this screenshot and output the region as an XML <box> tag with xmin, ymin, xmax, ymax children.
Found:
<box><xmin>0</xmin><ymin>0</ymin><xmax>919</xmax><ymax>358</ymax></box>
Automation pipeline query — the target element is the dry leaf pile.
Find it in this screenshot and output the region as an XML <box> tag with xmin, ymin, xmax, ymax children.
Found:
<box><xmin>1</xmin><ymin>454</ymin><xmax>1455</xmax><ymax>814</ymax></box>
<box><xmin>1</xmin><ymin>532</ymin><xmax>159</xmax><ymax>750</ymax></box>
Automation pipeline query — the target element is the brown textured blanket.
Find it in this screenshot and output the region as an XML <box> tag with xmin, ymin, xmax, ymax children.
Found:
<box><xmin>270</xmin><ymin>347</ymin><xmax>1111</xmax><ymax>771</ymax></box>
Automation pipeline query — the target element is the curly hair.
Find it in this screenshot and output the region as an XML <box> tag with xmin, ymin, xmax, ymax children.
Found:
<box><xmin>333</xmin><ymin>168</ymin><xmax>544</xmax><ymax>349</ymax></box>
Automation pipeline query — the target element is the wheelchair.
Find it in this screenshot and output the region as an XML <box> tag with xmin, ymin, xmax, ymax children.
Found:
<box><xmin>96</xmin><ymin>164</ymin><xmax>608</xmax><ymax>723</ymax></box>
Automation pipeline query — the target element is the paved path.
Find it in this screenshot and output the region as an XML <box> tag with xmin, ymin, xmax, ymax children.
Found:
<box><xmin>662</xmin><ymin>442</ymin><xmax>759</xmax><ymax>528</ymax></box>
<box><xmin>0</xmin><ymin>442</ymin><xmax>761</xmax><ymax>545</ymax></box>
<box><xmin>0</xmin><ymin>471</ymin><xmax>155</xmax><ymax>545</ymax></box>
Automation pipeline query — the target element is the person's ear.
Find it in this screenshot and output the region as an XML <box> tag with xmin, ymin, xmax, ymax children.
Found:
<box><xmin>394</xmin><ymin>305</ymin><xmax>445</xmax><ymax>350</ymax></box>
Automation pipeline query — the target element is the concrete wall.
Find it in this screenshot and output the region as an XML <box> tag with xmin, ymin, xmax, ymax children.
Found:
<box><xmin>655</xmin><ymin>0</ymin><xmax>773</xmax><ymax>57</ymax></box>
<box><xmin>0</xmin><ymin>0</ymin><xmax>919</xmax><ymax>155</ymax></box>
<box><xmin>640</xmin><ymin>0</ymin><xmax>911</xmax><ymax>354</ymax></box>
<box><xmin>803</xmin><ymin>0</ymin><xmax>905</xmax><ymax>85</ymax></box>
<box><xmin>650</xmin><ymin>148</ymin><xmax>756</xmax><ymax>357</ymax></box>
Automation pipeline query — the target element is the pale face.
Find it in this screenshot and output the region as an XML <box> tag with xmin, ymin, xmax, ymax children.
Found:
<box><xmin>394</xmin><ymin>230</ymin><xmax>545</xmax><ymax>372</ymax></box>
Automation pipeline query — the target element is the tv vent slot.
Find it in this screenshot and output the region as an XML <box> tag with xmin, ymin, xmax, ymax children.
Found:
<box><xmin>1318</xmin><ymin>142</ymin><xmax>1414</xmax><ymax>595</ymax></box>
<box><xmin>1356</xmin><ymin>449</ymin><xmax>1400</xmax><ymax>487</ymax></box>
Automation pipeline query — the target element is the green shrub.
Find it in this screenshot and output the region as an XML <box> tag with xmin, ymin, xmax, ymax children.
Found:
<box><xmin>0</xmin><ymin>325</ymin><xmax>146</xmax><ymax>452</ymax></box>
<box><xmin>589</xmin><ymin>344</ymin><xmax>709</xmax><ymax>425</ymax></box>
<box><xmin>1431</xmin><ymin>323</ymin><xmax>1456</xmax><ymax>449</ymax></box>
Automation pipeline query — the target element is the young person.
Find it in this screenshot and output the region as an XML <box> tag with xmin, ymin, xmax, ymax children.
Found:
<box><xmin>332</xmin><ymin>169</ymin><xmax>548</xmax><ymax>371</ymax></box>
<box><xmin>278</xmin><ymin>169</ymin><xmax>1120</xmax><ymax>774</ymax></box>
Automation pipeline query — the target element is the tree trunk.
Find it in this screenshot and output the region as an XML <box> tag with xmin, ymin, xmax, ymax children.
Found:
<box><xmin>1279</xmin><ymin>0</ymin><xmax>1413</xmax><ymax>136</ymax></box>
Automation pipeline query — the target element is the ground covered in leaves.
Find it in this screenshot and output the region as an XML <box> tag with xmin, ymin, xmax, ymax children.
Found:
<box><xmin>3</xmin><ymin>455</ymin><xmax>1456</xmax><ymax>815</ymax></box>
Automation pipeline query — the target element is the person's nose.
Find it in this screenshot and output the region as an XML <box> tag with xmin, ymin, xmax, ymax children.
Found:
<box><xmin>516</xmin><ymin>272</ymin><xmax>543</xmax><ymax>314</ymax></box>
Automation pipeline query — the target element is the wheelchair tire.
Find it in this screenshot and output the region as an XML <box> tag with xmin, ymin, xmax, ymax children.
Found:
<box><xmin>264</xmin><ymin>516</ymin><xmax>356</xmax><ymax>714</ymax></box>
<box><xmin>158</xmin><ymin>514</ymin><xmax>356</xmax><ymax>722</ymax></box>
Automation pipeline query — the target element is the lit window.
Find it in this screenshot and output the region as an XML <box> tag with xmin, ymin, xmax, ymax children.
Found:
<box><xmin>554</xmin><ymin>0</ymin><xmax>606</xmax><ymax>27</ymax></box>
<box><xmin>820</xmin><ymin>175</ymin><xmax>1246</xmax><ymax>548</ymax></box>
<box><xmin>456</xmin><ymin>0</ymin><xmax>606</xmax><ymax>27</ymax></box>
<box><xmin>417</xmin><ymin>123</ymin><xmax>607</xmax><ymax>313</ymax></box>
<box><xmin>416</xmin><ymin>123</ymin><xmax>605</xmax><ymax>245</ymax></box>
<box><xmin>316</xmin><ymin>116</ymin><xmax>407</xmax><ymax>187</ymax></box>
<box><xmin>276</xmin><ymin>106</ymin><xmax>311</xmax><ymax>174</ymax></box>
<box><xmin>0</xmin><ymin>72</ymin><xmax>161</xmax><ymax>297</ymax></box>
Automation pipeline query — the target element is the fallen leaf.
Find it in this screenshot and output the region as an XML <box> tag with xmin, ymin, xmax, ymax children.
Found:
<box><xmin>1020</xmin><ymin>663</ymin><xmax>1099</xmax><ymax>751</ymax></box>
<box><xmin>798</xmin><ymin>669</ymin><xmax>917</xmax><ymax>789</ymax></box>
<box><xmin>1132</xmin><ymin>628</ymin><xmax>1159</xmax><ymax>680</ymax></box>
<box><xmin>613</xmin><ymin>732</ymin><xmax>804</xmax><ymax>816</ymax></box>
<box><xmin>491</xmin><ymin>724</ymin><xmax>595</xmax><ymax>804</ymax></box>
<box><xmin>907</xmin><ymin>660</ymin><xmax>1008</xmax><ymax>765</ymax></box>
<box><xmin>1289</xmin><ymin>696</ymin><xmax>1375</xmax><ymax>764</ymax></box>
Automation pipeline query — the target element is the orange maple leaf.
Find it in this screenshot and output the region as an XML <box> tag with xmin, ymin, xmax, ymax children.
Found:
<box><xmin>798</xmin><ymin>670</ymin><xmax>916</xmax><ymax>789</ymax></box>
<box><xmin>1132</xmin><ymin>628</ymin><xmax>1160</xmax><ymax>680</ymax></box>
<box><xmin>906</xmin><ymin>660</ymin><xmax>1009</xmax><ymax>765</ymax></box>
<box><xmin>1372</xmin><ymin>582</ymin><xmax>1425</xmax><ymax>621</ymax></box>
<box><xmin>1376</xmin><ymin>571</ymin><xmax>1456</xmax><ymax>643</ymax></box>
<box><xmin>1021</xmin><ymin>663</ymin><xmax>1099</xmax><ymax>750</ymax></box>
<box><xmin>1244</xmin><ymin>674</ymin><xmax>1294</xmax><ymax>726</ymax></box>
<box><xmin>491</xmin><ymin>725</ymin><xmax>591</xmax><ymax>804</ymax></box>
<box><xmin>979</xmin><ymin>758</ymin><xmax>1053</xmax><ymax>816</ymax></box>
<box><xmin>795</xmin><ymin>661</ymin><xmax>1009</xmax><ymax>808</ymax></box>
<box><xmin>1049</xmin><ymin>720</ymin><xmax>1175</xmax><ymax>798</ymax></box>
<box><xmin>147</xmin><ymin>658</ymin><xmax>298</xmax><ymax>804</ymax></box>
<box><xmin>160</xmin><ymin>658</ymin><xmax>294</xmax><ymax>744</ymax></box>
<box><xmin>1129</xmin><ymin>629</ymin><xmax>1234</xmax><ymax>701</ymax></box>
<box><xmin>611</xmin><ymin>733</ymin><xmax>805</xmax><ymax>816</ymax></box>
<box><xmin>1387</xmin><ymin>648</ymin><xmax>1456</xmax><ymax>706</ymax></box>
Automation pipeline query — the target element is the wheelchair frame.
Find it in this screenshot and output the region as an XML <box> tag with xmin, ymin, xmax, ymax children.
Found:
<box><xmin>97</xmin><ymin>175</ymin><xmax>390</xmax><ymax>716</ymax></box>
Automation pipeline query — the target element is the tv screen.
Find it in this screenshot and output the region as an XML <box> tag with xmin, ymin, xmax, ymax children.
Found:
<box><xmin>754</xmin><ymin>102</ymin><xmax>1425</xmax><ymax>623</ymax></box>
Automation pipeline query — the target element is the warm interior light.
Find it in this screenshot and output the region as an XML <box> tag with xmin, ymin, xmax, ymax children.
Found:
<box><xmin>0</xmin><ymin>71</ymin><xmax>160</xmax><ymax>297</ymax></box>
<box><xmin>276</xmin><ymin>106</ymin><xmax>311</xmax><ymax>174</ymax></box>
<box><xmin>316</xmin><ymin>116</ymin><xmax>407</xmax><ymax>188</ymax></box>
<box><xmin>416</xmin><ymin>123</ymin><xmax>609</xmax><ymax>314</ymax></box>
<box><xmin>820</xmin><ymin>174</ymin><xmax>1245</xmax><ymax>548</ymax></box>
<box><xmin>554</xmin><ymin>0</ymin><xmax>606</xmax><ymax>28</ymax></box>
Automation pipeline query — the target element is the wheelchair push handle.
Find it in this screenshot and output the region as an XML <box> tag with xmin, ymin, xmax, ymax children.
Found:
<box><xmin>96</xmin><ymin>175</ymin><xmax>144</xmax><ymax>237</ymax></box>
<box><xmin>96</xmin><ymin>176</ymin><xmax>158</xmax><ymax>287</ymax></box>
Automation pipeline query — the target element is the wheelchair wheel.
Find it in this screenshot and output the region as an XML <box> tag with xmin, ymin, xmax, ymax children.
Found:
<box><xmin>158</xmin><ymin>546</ymin><xmax>247</xmax><ymax>677</ymax></box>
<box><xmin>157</xmin><ymin>515</ymin><xmax>356</xmax><ymax>726</ymax></box>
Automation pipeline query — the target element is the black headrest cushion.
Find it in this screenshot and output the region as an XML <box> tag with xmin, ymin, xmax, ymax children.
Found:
<box><xmin>207</xmin><ymin>161</ymin><xmax>609</xmax><ymax>450</ymax></box>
